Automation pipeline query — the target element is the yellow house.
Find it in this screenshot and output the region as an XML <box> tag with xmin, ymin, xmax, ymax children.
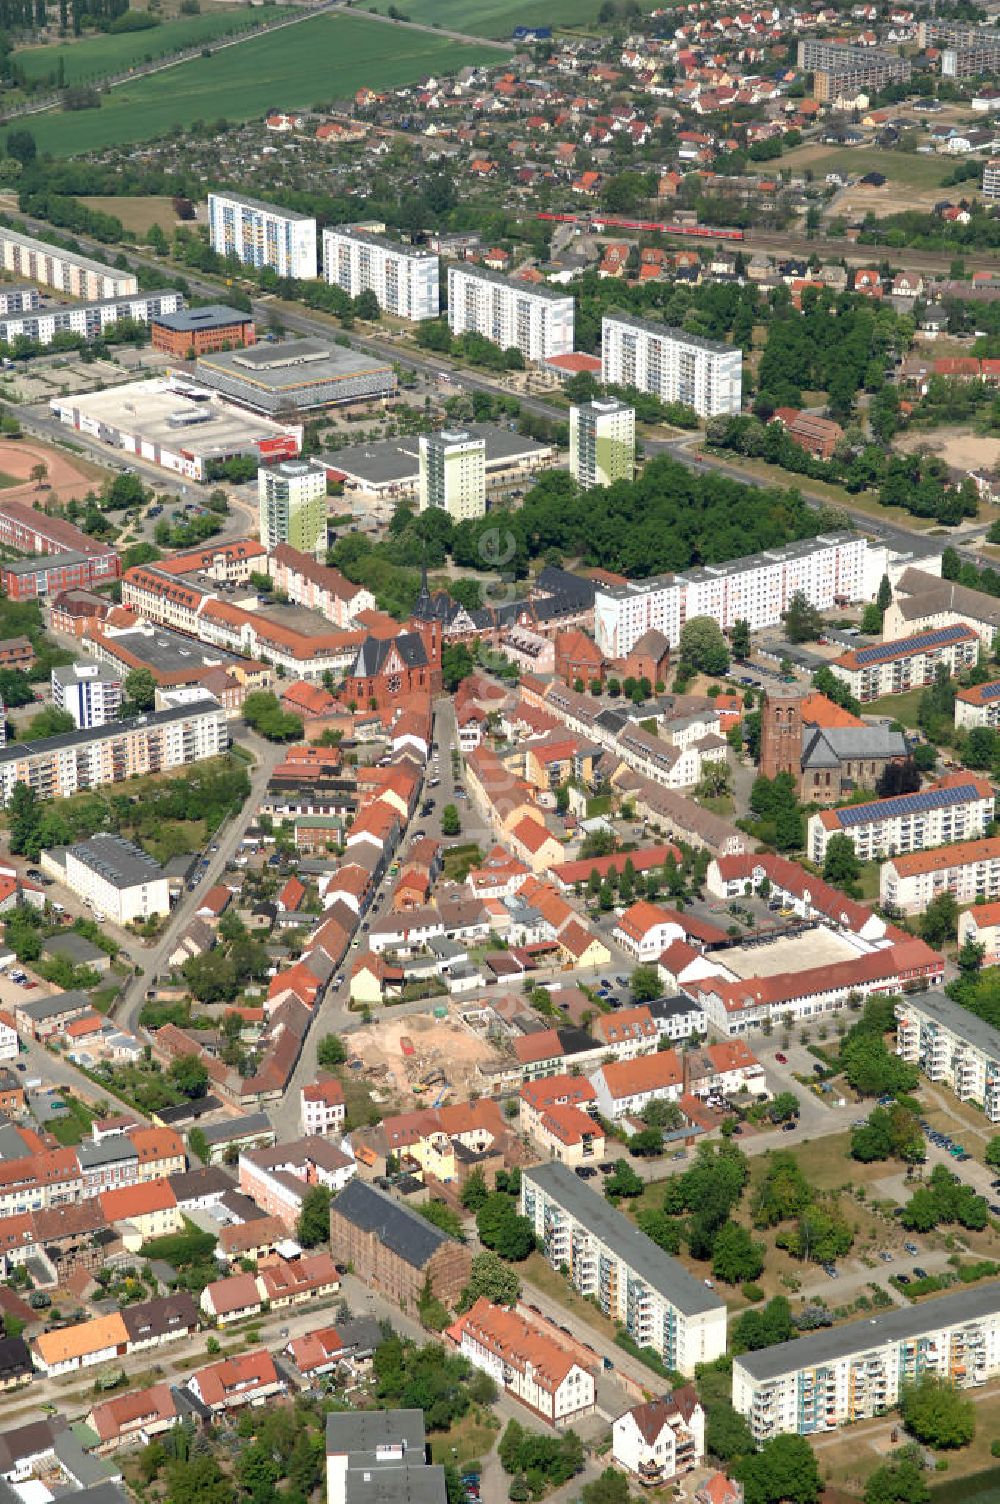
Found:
<box><xmin>382</xmin><ymin>1110</ymin><xmax>457</xmax><ymax>1181</ymax></box>
<box><xmin>559</xmin><ymin>920</ymin><xmax>611</xmax><ymax>970</ymax></box>
<box><xmin>506</xmin><ymin>815</ymin><xmax>564</xmax><ymax>874</ymax></box>
<box><xmin>349</xmin><ymin>953</ymin><xmax>403</xmax><ymax>1007</ymax></box>
<box><xmin>99</xmin><ymin>1180</ymin><xmax>181</xmax><ymax>1252</ymax></box>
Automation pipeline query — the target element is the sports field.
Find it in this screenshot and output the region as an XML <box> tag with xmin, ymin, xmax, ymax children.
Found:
<box><xmin>15</xmin><ymin>5</ymin><xmax>283</xmax><ymax>85</ymax></box>
<box><xmin>390</xmin><ymin>0</ymin><xmax>609</xmax><ymax>34</ymax></box>
<box><xmin>23</xmin><ymin>12</ymin><xmax>497</xmax><ymax>157</ymax></box>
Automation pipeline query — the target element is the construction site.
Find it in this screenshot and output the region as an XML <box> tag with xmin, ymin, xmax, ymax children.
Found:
<box><xmin>345</xmin><ymin>1005</ymin><xmax>507</xmax><ymax>1108</ymax></box>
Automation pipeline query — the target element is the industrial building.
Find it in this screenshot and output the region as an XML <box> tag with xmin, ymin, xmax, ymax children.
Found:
<box><xmin>447</xmin><ymin>263</ymin><xmax>574</xmax><ymax>361</ymax></box>
<box><xmin>0</xmin><ymin>546</ymin><xmax>121</xmax><ymax>603</ymax></box>
<box><xmin>49</xmin><ymin>377</ymin><xmax>302</xmax><ymax>482</ymax></box>
<box><xmin>601</xmin><ymin>313</ymin><xmax>742</xmax><ymax>419</ymax></box>
<box><xmin>192</xmin><ymin>339</ymin><xmax>396</xmax><ymax>415</ymax></box>
<box><xmin>259</xmin><ymin>459</ymin><xmax>329</xmax><ymax>556</ymax></box>
<box><xmin>0</xmin><ymin>225</ymin><xmax>138</xmax><ymax>299</ymax></box>
<box><xmin>321</xmin><ymin>423</ymin><xmax>557</xmax><ymax>501</ymax></box>
<box><xmin>733</xmin><ymin>1285</ymin><xmax>1000</xmax><ymax>1439</ymax></box>
<box><xmin>322</xmin><ymin>226</ymin><xmax>439</xmax><ymax>321</ymax></box>
<box><xmin>521</xmin><ymin>1161</ymin><xmax>726</xmax><ymax>1376</ymax></box>
<box><xmin>0</xmin><ymin>291</ymin><xmax>182</xmax><ymax>349</ymax></box>
<box><xmin>42</xmin><ymin>833</ymin><xmax>170</xmax><ymax>927</ymax></box>
<box><xmin>150</xmin><ymin>305</ymin><xmax>256</xmax><ymax>357</ymax></box>
<box><xmin>207</xmin><ymin>191</ymin><xmax>318</xmax><ymax>281</ymax></box>
<box><xmin>418</xmin><ymin>429</ymin><xmax>486</xmax><ymax>521</ymax></box>
<box><xmin>569</xmin><ymin>398</ymin><xmax>635</xmax><ymax>490</ymax></box>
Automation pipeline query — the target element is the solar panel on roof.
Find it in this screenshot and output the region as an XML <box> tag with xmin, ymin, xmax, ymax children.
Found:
<box><xmin>836</xmin><ymin>783</ymin><xmax>979</xmax><ymax>827</ymax></box>
<box><xmin>853</xmin><ymin>625</ymin><xmax>973</xmax><ymax>667</ymax></box>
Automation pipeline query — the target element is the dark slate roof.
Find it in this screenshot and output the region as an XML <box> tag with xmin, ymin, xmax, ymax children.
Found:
<box><xmin>0</xmin><ymin>1337</ymin><xmax>30</xmax><ymax>1379</ymax></box>
<box><xmin>330</xmin><ymin>1179</ymin><xmax>453</xmax><ymax>1268</ymax></box>
<box><xmin>351</xmin><ymin>633</ymin><xmax>428</xmax><ymax>679</ymax></box>
<box><xmin>535</xmin><ymin>564</ymin><xmax>596</xmax><ymax>611</ymax></box>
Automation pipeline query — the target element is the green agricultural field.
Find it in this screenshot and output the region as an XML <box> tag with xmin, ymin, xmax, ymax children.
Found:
<box><xmin>780</xmin><ymin>144</ymin><xmax>957</xmax><ymax>190</ymax></box>
<box><xmin>22</xmin><ymin>13</ymin><xmax>497</xmax><ymax>157</ymax></box>
<box><xmin>379</xmin><ymin>0</ymin><xmax>610</xmax><ymax>36</ymax></box>
<box><xmin>15</xmin><ymin>6</ymin><xmax>283</xmax><ymax>85</ymax></box>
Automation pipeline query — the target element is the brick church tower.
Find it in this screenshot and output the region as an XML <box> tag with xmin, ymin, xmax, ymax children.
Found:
<box><xmin>760</xmin><ymin>685</ymin><xmax>804</xmax><ymax>786</ymax></box>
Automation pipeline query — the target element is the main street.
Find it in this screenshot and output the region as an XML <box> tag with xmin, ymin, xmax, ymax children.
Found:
<box><xmin>111</xmin><ymin>730</ymin><xmax>287</xmax><ymax>1034</ymax></box>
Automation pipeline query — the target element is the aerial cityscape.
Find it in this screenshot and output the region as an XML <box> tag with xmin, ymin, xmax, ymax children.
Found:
<box><xmin>2</xmin><ymin>5</ymin><xmax>1000</xmax><ymax>1504</ymax></box>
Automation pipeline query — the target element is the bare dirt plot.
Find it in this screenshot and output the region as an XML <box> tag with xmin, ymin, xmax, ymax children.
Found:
<box><xmin>347</xmin><ymin>1008</ymin><xmax>506</xmax><ymax>1104</ymax></box>
<box><xmin>0</xmin><ymin>438</ymin><xmax>105</xmax><ymax>505</ymax></box>
<box><xmin>896</xmin><ymin>424</ymin><xmax>1000</xmax><ymax>471</ymax></box>
<box><xmin>79</xmin><ymin>196</ymin><xmax>182</xmax><ymax>239</ymax></box>
<box><xmin>832</xmin><ymin>181</ymin><xmax>950</xmax><ymax>220</ymax></box>
<box><xmin>720</xmin><ymin>928</ymin><xmax>859</xmax><ymax>981</ymax></box>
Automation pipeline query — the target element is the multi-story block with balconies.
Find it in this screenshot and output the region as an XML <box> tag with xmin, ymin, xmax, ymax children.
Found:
<box><xmin>322</xmin><ymin>227</ymin><xmax>439</xmax><ymax>321</ymax></box>
<box><xmin>447</xmin><ymin>264</ymin><xmax>574</xmax><ymax>361</ymax></box>
<box><xmin>601</xmin><ymin>313</ymin><xmax>742</xmax><ymax>419</ymax></box>
<box><xmin>895</xmin><ymin>994</ymin><xmax>1000</xmax><ymax>1123</ymax></box>
<box><xmin>208</xmin><ymin>192</ymin><xmax>317</xmax><ymax>281</ymax></box>
<box><xmin>880</xmin><ymin>837</ymin><xmax>1000</xmax><ymax>914</ymax></box>
<box><xmin>829</xmin><ymin>624</ymin><xmax>979</xmax><ymax>705</ymax></box>
<box><xmin>807</xmin><ymin>775</ymin><xmax>996</xmax><ymax>866</ymax></box>
<box><xmin>734</xmin><ymin>1285</ymin><xmax>1000</xmax><ymax>1440</ymax></box>
<box><xmin>520</xmin><ymin>1161</ymin><xmax>726</xmax><ymax>1376</ymax></box>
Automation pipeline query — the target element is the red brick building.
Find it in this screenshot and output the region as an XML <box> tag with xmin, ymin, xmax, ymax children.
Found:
<box><xmin>0</xmin><ymin>501</ymin><xmax>112</xmax><ymax>559</ymax></box>
<box><xmin>1</xmin><ymin>547</ymin><xmax>120</xmax><ymax>602</ymax></box>
<box><xmin>150</xmin><ymin>305</ymin><xmax>256</xmax><ymax>357</ymax></box>
<box><xmin>340</xmin><ymin>623</ymin><xmax>441</xmax><ymax>712</ymax></box>
<box><xmin>554</xmin><ymin>628</ymin><xmax>605</xmax><ymax>689</ymax></box>
<box><xmin>759</xmin><ymin>685</ymin><xmax>803</xmax><ymax>783</ymax></box>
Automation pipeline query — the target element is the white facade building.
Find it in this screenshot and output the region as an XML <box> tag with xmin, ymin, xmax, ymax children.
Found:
<box><xmin>58</xmin><ymin>834</ymin><xmax>170</xmax><ymax>926</ymax></box>
<box><xmin>808</xmin><ymin>776</ymin><xmax>996</xmax><ymax>865</ymax></box>
<box><xmin>453</xmin><ymin>1299</ymin><xmax>596</xmax><ymax>1424</ymax></box>
<box><xmin>594</xmin><ymin>532</ymin><xmax>869</xmax><ymax>657</ymax></box>
<box><xmin>521</xmin><ymin>1162</ymin><xmax>727</xmax><ymax>1376</ymax></box>
<box><xmin>0</xmin><ymin>226</ymin><xmax>138</xmax><ymax>300</ymax></box>
<box><xmin>733</xmin><ymin>1285</ymin><xmax>1000</xmax><ymax>1440</ymax></box>
<box><xmin>300</xmin><ymin>1080</ymin><xmax>347</xmax><ymax>1137</ymax></box>
<box><xmin>612</xmin><ymin>1393</ymin><xmax>705</xmax><ymax>1486</ymax></box>
<box><xmin>880</xmin><ymin>836</ymin><xmax>1000</xmax><ymax>914</ymax></box>
<box><xmin>51</xmin><ymin>660</ymin><xmax>123</xmax><ymax>730</ymax></box>
<box><xmin>569</xmin><ymin>398</ymin><xmax>635</xmax><ymax>490</ymax></box>
<box><xmin>447</xmin><ymin>264</ymin><xmax>574</xmax><ymax>361</ymax></box>
<box><xmin>322</xmin><ymin>228</ymin><xmax>439</xmax><ymax>321</ymax></box>
<box><xmin>258</xmin><ymin>459</ymin><xmax>328</xmax><ymax>557</ymax></box>
<box><xmin>418</xmin><ymin>429</ymin><xmax>486</xmax><ymax>521</ymax></box>
<box><xmin>0</xmin><ymin>1009</ymin><xmax>17</xmax><ymax>1062</ymax></box>
<box><xmin>829</xmin><ymin>624</ymin><xmax>979</xmax><ymax>704</ymax></box>
<box><xmin>601</xmin><ymin>313</ymin><xmax>742</xmax><ymax>418</ymax></box>
<box><xmin>208</xmin><ymin>192</ymin><xmax>318</xmax><ymax>281</ymax></box>
<box><xmin>895</xmin><ymin>994</ymin><xmax>1000</xmax><ymax>1122</ymax></box>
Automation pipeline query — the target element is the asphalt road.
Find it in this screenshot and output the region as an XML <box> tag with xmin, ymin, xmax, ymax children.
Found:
<box><xmin>111</xmin><ymin>730</ymin><xmax>287</xmax><ymax>1034</ymax></box>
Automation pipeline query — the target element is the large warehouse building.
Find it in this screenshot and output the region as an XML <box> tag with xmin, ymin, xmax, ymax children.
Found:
<box><xmin>49</xmin><ymin>378</ymin><xmax>302</xmax><ymax>482</ymax></box>
<box><xmin>191</xmin><ymin>339</ymin><xmax>397</xmax><ymax>415</ymax></box>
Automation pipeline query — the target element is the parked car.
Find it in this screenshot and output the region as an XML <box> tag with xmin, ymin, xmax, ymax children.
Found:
<box><xmin>896</xmin><ymin>1273</ymin><xmax>911</xmax><ymax>1285</ymax></box>
<box><xmin>904</xmin><ymin>1242</ymin><xmax>919</xmax><ymax>1255</ymax></box>
<box><xmin>913</xmin><ymin>1267</ymin><xmax>929</xmax><ymax>1279</ymax></box>
<box><xmin>774</xmin><ymin>1052</ymin><xmax>788</xmax><ymax>1064</ymax></box>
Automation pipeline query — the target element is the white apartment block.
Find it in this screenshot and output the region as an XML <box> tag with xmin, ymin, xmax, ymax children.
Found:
<box><xmin>419</xmin><ymin>429</ymin><xmax>486</xmax><ymax>522</ymax></box>
<box><xmin>0</xmin><ymin>702</ymin><xmax>228</xmax><ymax>806</ymax></box>
<box><xmin>322</xmin><ymin>227</ymin><xmax>439</xmax><ymax>321</ymax></box>
<box><xmin>880</xmin><ymin>836</ymin><xmax>1000</xmax><ymax>914</ymax></box>
<box><xmin>594</xmin><ymin>532</ymin><xmax>868</xmax><ymax>657</ymax></box>
<box><xmin>829</xmin><ymin>624</ymin><xmax>979</xmax><ymax>705</ymax></box>
<box><xmin>959</xmin><ymin>900</ymin><xmax>1000</xmax><ymax>964</ymax></box>
<box><xmin>895</xmin><ymin>994</ymin><xmax>1000</xmax><ymax>1122</ymax></box>
<box><xmin>734</xmin><ymin>1285</ymin><xmax>1000</xmax><ymax>1441</ymax></box>
<box><xmin>51</xmin><ymin>660</ymin><xmax>123</xmax><ymax>730</ymax></box>
<box><xmin>0</xmin><ymin>290</ymin><xmax>182</xmax><ymax>348</ymax></box>
<box><xmin>208</xmin><ymin>192</ymin><xmax>318</xmax><ymax>281</ymax></box>
<box><xmin>955</xmin><ymin>679</ymin><xmax>1000</xmax><ymax>728</ymax></box>
<box><xmin>570</xmin><ymin>398</ymin><xmax>635</xmax><ymax>490</ymax></box>
<box><xmin>57</xmin><ymin>834</ymin><xmax>170</xmax><ymax>927</ymax></box>
<box><xmin>0</xmin><ymin>226</ymin><xmax>138</xmax><ymax>300</ymax></box>
<box><xmin>447</xmin><ymin>263</ymin><xmax>574</xmax><ymax>361</ymax></box>
<box><xmin>984</xmin><ymin>160</ymin><xmax>1000</xmax><ymax>201</ymax></box>
<box><xmin>808</xmin><ymin>776</ymin><xmax>995</xmax><ymax>865</ymax></box>
<box><xmin>521</xmin><ymin>1162</ymin><xmax>726</xmax><ymax>1376</ymax></box>
<box><xmin>601</xmin><ymin>313</ymin><xmax>742</xmax><ymax>419</ymax></box>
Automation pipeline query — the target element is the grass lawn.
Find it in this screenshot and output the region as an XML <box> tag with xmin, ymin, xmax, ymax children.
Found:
<box><xmin>781</xmin><ymin>145</ymin><xmax>957</xmax><ymax>191</ymax></box>
<box><xmin>863</xmin><ymin>685</ymin><xmax>926</xmax><ymax>725</ymax></box>
<box><xmin>427</xmin><ymin>1412</ymin><xmax>499</xmax><ymax>1469</ymax></box>
<box><xmin>379</xmin><ymin>0</ymin><xmax>609</xmax><ymax>35</ymax></box>
<box><xmin>48</xmin><ymin>1094</ymin><xmax>95</xmax><ymax>1146</ymax></box>
<box><xmin>79</xmin><ymin>195</ymin><xmax>181</xmax><ymax>238</ymax></box>
<box><xmin>24</xmin><ymin>13</ymin><xmax>499</xmax><ymax>156</ymax></box>
<box><xmin>442</xmin><ymin>843</ymin><xmax>484</xmax><ymax>882</ymax></box>
<box><xmin>522</xmin><ymin>1250</ymin><xmax>621</xmax><ymax>1341</ymax></box>
<box><xmin>143</xmin><ymin>817</ymin><xmax>205</xmax><ymax>864</ymax></box>
<box><xmin>857</xmin><ymin>862</ymin><xmax>882</xmax><ymax>902</ymax></box>
<box><xmin>15</xmin><ymin>6</ymin><xmax>283</xmax><ymax>84</ymax></box>
<box><xmin>818</xmin><ymin>1391</ymin><xmax>1000</xmax><ymax>1496</ymax></box>
<box><xmin>0</xmin><ymin>472</ymin><xmax>20</xmax><ymax>488</ymax></box>
<box><xmin>90</xmin><ymin>982</ymin><xmax>120</xmax><ymax>1014</ymax></box>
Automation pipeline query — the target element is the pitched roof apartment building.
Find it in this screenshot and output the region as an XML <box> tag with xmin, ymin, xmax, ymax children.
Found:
<box><xmin>807</xmin><ymin>775</ymin><xmax>995</xmax><ymax>864</ymax></box>
<box><xmin>448</xmin><ymin>1299</ymin><xmax>596</xmax><ymax>1423</ymax></box>
<box><xmin>521</xmin><ymin>1162</ymin><xmax>726</xmax><ymax>1375</ymax></box>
